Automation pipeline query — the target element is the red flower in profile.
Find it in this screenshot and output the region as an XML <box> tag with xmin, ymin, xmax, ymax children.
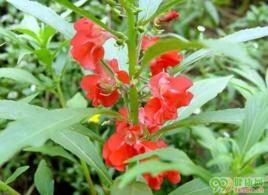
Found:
<box><xmin>70</xmin><ymin>18</ymin><xmax>111</xmax><ymax>70</ymax></box>
<box><xmin>159</xmin><ymin>11</ymin><xmax>180</xmax><ymax>23</ymax></box>
<box><xmin>141</xmin><ymin>35</ymin><xmax>160</xmax><ymax>51</ymax></box>
<box><xmin>80</xmin><ymin>59</ymin><xmax>129</xmax><ymax>107</ymax></box>
<box><xmin>141</xmin><ymin>36</ymin><xmax>183</xmax><ymax>75</ymax></box>
<box><xmin>135</xmin><ymin>140</ymin><xmax>181</xmax><ymax>190</ymax></box>
<box><xmin>149</xmin><ymin>72</ymin><xmax>193</xmax><ymax>108</ymax></box>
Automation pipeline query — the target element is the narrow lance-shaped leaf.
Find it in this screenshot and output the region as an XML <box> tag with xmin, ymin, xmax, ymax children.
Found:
<box><xmin>5</xmin><ymin>166</ymin><xmax>30</xmax><ymax>184</ymax></box>
<box><xmin>120</xmin><ymin>148</ymin><xmax>211</xmax><ymax>187</ymax></box>
<box><xmin>138</xmin><ymin>0</ymin><xmax>163</xmax><ymax>21</ymax></box>
<box><xmin>0</xmin><ymin>68</ymin><xmax>41</xmax><ymax>86</ymax></box>
<box><xmin>153</xmin><ymin>108</ymin><xmax>244</xmax><ymax>138</ymax></box>
<box><xmin>137</xmin><ymin>38</ymin><xmax>203</xmax><ymax>76</ymax></box>
<box><xmin>51</xmin><ymin>129</ymin><xmax>113</xmax><ymax>186</ymax></box>
<box><xmin>7</xmin><ymin>0</ymin><xmax>75</xmax><ymax>39</ymax></box>
<box><xmin>237</xmin><ymin>91</ymin><xmax>268</xmax><ymax>154</ymax></box>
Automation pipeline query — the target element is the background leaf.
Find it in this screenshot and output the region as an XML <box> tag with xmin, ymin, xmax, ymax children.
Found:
<box><xmin>7</xmin><ymin>0</ymin><xmax>74</xmax><ymax>39</ymax></box>
<box><xmin>5</xmin><ymin>166</ymin><xmax>29</xmax><ymax>185</ymax></box>
<box><xmin>34</xmin><ymin>160</ymin><xmax>54</xmax><ymax>195</ymax></box>
<box><xmin>0</xmin><ymin>68</ymin><xmax>41</xmax><ymax>86</ymax></box>
<box><xmin>237</xmin><ymin>92</ymin><xmax>268</xmax><ymax>154</ymax></box>
<box><xmin>169</xmin><ymin>178</ymin><xmax>213</xmax><ymax>195</ymax></box>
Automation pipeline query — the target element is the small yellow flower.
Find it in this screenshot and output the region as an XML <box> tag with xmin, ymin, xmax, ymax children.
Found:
<box><xmin>88</xmin><ymin>114</ymin><xmax>101</xmax><ymax>123</ymax></box>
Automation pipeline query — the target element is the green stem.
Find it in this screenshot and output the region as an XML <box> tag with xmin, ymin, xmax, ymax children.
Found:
<box><xmin>56</xmin><ymin>82</ymin><xmax>66</xmax><ymax>108</ymax></box>
<box><xmin>0</xmin><ymin>180</ymin><xmax>20</xmax><ymax>195</ymax></box>
<box><xmin>81</xmin><ymin>160</ymin><xmax>96</xmax><ymax>195</ymax></box>
<box><xmin>122</xmin><ymin>0</ymin><xmax>139</xmax><ymax>124</ymax></box>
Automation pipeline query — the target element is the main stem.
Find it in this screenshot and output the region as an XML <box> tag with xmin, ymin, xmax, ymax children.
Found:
<box><xmin>126</xmin><ymin>0</ymin><xmax>139</xmax><ymax>124</ymax></box>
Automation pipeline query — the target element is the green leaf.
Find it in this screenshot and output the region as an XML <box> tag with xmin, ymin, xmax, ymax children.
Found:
<box><xmin>5</xmin><ymin>166</ymin><xmax>29</xmax><ymax>184</ymax></box>
<box><xmin>51</xmin><ymin>129</ymin><xmax>112</xmax><ymax>185</ymax></box>
<box><xmin>111</xmin><ymin>179</ymin><xmax>153</xmax><ymax>195</ymax></box>
<box><xmin>192</xmin><ymin>126</ymin><xmax>231</xmax><ymax>171</ymax></box>
<box><xmin>0</xmin><ymin>108</ymin><xmax>98</xmax><ymax>165</ymax></box>
<box><xmin>120</xmin><ymin>148</ymin><xmax>211</xmax><ymax>187</ymax></box>
<box><xmin>203</xmin><ymin>39</ymin><xmax>260</xmax><ymax>68</ymax></box>
<box><xmin>169</xmin><ymin>178</ymin><xmax>213</xmax><ymax>195</ymax></box>
<box><xmin>7</xmin><ymin>0</ymin><xmax>75</xmax><ymax>39</ymax></box>
<box><xmin>67</xmin><ymin>92</ymin><xmax>88</xmax><ymax>108</ymax></box>
<box><xmin>178</xmin><ymin>76</ymin><xmax>232</xmax><ymax>120</ymax></box>
<box><xmin>0</xmin><ymin>68</ymin><xmax>41</xmax><ymax>86</ymax></box>
<box><xmin>173</xmin><ymin>26</ymin><xmax>268</xmax><ymax>75</ymax></box>
<box><xmin>204</xmin><ymin>1</ymin><xmax>219</xmax><ymax>25</ymax></box>
<box><xmin>138</xmin><ymin>38</ymin><xmax>203</xmax><ymax>76</ymax></box>
<box><xmin>237</xmin><ymin>92</ymin><xmax>268</xmax><ymax>154</ymax></box>
<box><xmin>34</xmin><ymin>160</ymin><xmax>54</xmax><ymax>195</ymax></box>
<box><xmin>243</xmin><ymin>136</ymin><xmax>268</xmax><ymax>164</ymax></box>
<box><xmin>54</xmin><ymin>0</ymin><xmax>123</xmax><ymax>39</ymax></box>
<box><xmin>70</xmin><ymin>124</ymin><xmax>105</xmax><ymax>143</ymax></box>
<box><xmin>154</xmin><ymin>108</ymin><xmax>244</xmax><ymax>137</ymax></box>
<box><xmin>0</xmin><ymin>100</ymin><xmax>47</xmax><ymax>120</ymax></box>
<box><xmin>138</xmin><ymin>0</ymin><xmax>163</xmax><ymax>21</ymax></box>
<box><xmin>24</xmin><ymin>145</ymin><xmax>77</xmax><ymax>163</ymax></box>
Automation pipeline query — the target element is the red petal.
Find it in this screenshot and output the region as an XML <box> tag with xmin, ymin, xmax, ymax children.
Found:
<box><xmin>164</xmin><ymin>171</ymin><xmax>181</xmax><ymax>184</ymax></box>
<box><xmin>99</xmin><ymin>90</ymin><xmax>120</xmax><ymax>107</ymax></box>
<box><xmin>80</xmin><ymin>75</ymin><xmax>100</xmax><ymax>91</ymax></box>
<box><xmin>141</xmin><ymin>36</ymin><xmax>160</xmax><ymax>51</ymax></box>
<box><xmin>107</xmin><ymin>133</ymin><xmax>125</xmax><ymax>151</ymax></box>
<box><xmin>117</xmin><ymin>71</ymin><xmax>129</xmax><ymax>84</ymax></box>
<box><xmin>143</xmin><ymin>173</ymin><xmax>163</xmax><ymax>190</ymax></box>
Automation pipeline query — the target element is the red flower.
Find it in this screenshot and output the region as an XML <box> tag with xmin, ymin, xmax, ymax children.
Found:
<box><xmin>150</xmin><ymin>51</ymin><xmax>183</xmax><ymax>76</ymax></box>
<box><xmin>80</xmin><ymin>59</ymin><xmax>129</xmax><ymax>107</ymax></box>
<box><xmin>149</xmin><ymin>72</ymin><xmax>193</xmax><ymax>108</ymax></box>
<box><xmin>159</xmin><ymin>11</ymin><xmax>180</xmax><ymax>23</ymax></box>
<box><xmin>103</xmin><ymin>108</ymin><xmax>143</xmax><ymax>171</ymax></box>
<box><xmin>141</xmin><ymin>36</ymin><xmax>183</xmax><ymax>75</ymax></box>
<box><xmin>135</xmin><ymin>140</ymin><xmax>181</xmax><ymax>190</ymax></box>
<box><xmin>70</xmin><ymin>18</ymin><xmax>111</xmax><ymax>70</ymax></box>
<box><xmin>141</xmin><ymin>98</ymin><xmax>178</xmax><ymax>133</ymax></box>
<box><xmin>103</xmin><ymin>132</ymin><xmax>137</xmax><ymax>171</ymax></box>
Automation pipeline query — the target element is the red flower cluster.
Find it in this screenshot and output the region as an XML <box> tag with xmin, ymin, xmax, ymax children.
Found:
<box><xmin>141</xmin><ymin>35</ymin><xmax>183</xmax><ymax>76</ymax></box>
<box><xmin>71</xmin><ymin>18</ymin><xmax>129</xmax><ymax>107</ymax></box>
<box><xmin>70</xmin><ymin>18</ymin><xmax>193</xmax><ymax>190</ymax></box>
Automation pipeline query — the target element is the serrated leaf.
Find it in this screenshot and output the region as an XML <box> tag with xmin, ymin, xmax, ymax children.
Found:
<box><xmin>34</xmin><ymin>160</ymin><xmax>54</xmax><ymax>195</ymax></box>
<box><xmin>155</xmin><ymin>108</ymin><xmax>244</xmax><ymax>137</ymax></box>
<box><xmin>51</xmin><ymin>129</ymin><xmax>112</xmax><ymax>185</ymax></box>
<box><xmin>0</xmin><ymin>68</ymin><xmax>41</xmax><ymax>86</ymax></box>
<box><xmin>169</xmin><ymin>178</ymin><xmax>213</xmax><ymax>195</ymax></box>
<box><xmin>178</xmin><ymin>76</ymin><xmax>232</xmax><ymax>120</ymax></box>
<box><xmin>139</xmin><ymin>38</ymin><xmax>203</xmax><ymax>75</ymax></box>
<box><xmin>7</xmin><ymin>0</ymin><xmax>74</xmax><ymax>39</ymax></box>
<box><xmin>5</xmin><ymin>166</ymin><xmax>29</xmax><ymax>184</ymax></box>
<box><xmin>111</xmin><ymin>179</ymin><xmax>153</xmax><ymax>195</ymax></box>
<box><xmin>237</xmin><ymin>92</ymin><xmax>268</xmax><ymax>154</ymax></box>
